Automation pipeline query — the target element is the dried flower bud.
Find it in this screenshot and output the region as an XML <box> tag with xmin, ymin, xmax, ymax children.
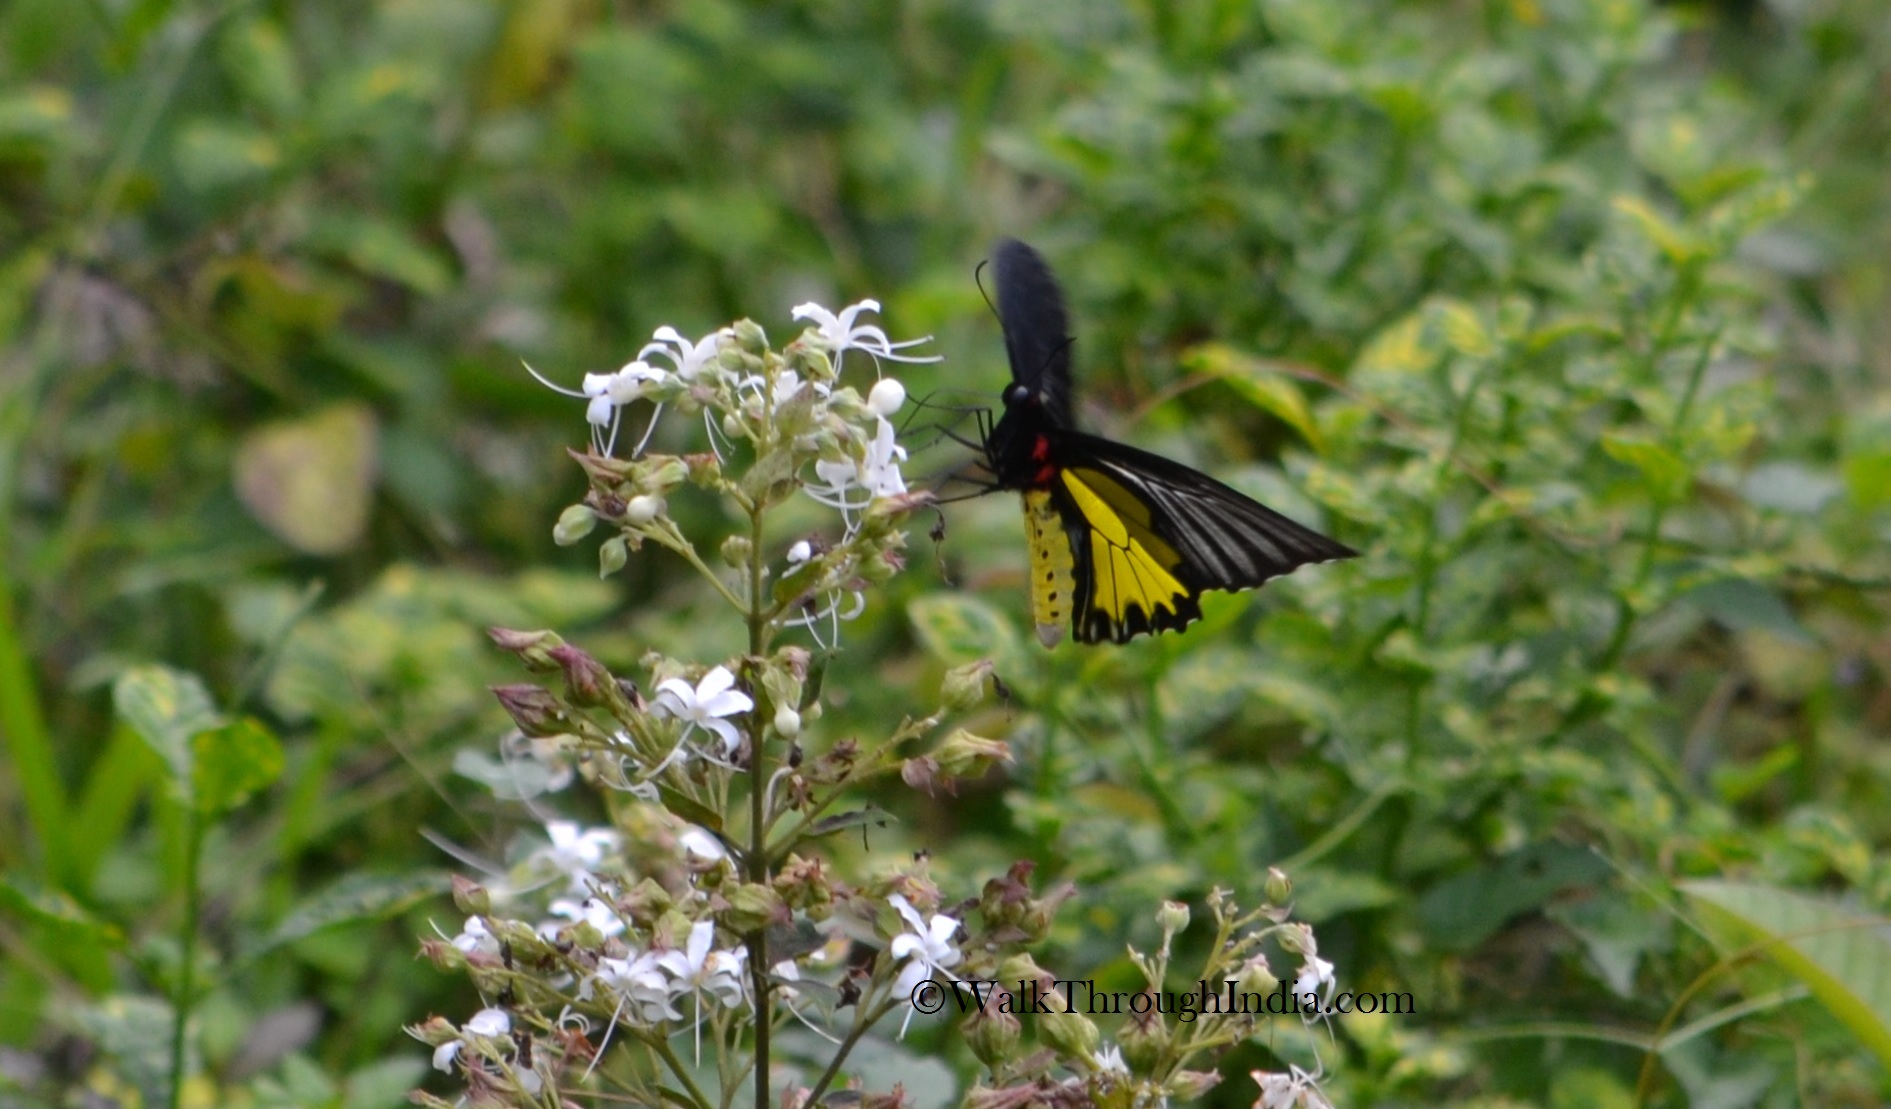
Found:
<box><xmin>554</xmin><ymin>503</ymin><xmax>599</xmax><ymax>545</ymax></box>
<box><xmin>487</xmin><ymin>627</ymin><xmax>566</xmax><ymax>672</ymax></box>
<box><xmin>721</xmin><ymin>534</ymin><xmax>753</xmax><ymax>568</ymax></box>
<box><xmin>491</xmin><ymin>684</ymin><xmax>567</xmax><ymax>737</ymax></box>
<box><xmin>549</xmin><ymin>644</ymin><xmax>612</xmax><ymax>707</ymax></box>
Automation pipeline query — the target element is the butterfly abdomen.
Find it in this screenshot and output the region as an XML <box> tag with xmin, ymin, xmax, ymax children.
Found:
<box><xmin>1023</xmin><ymin>489</ymin><xmax>1076</xmax><ymax>647</ymax></box>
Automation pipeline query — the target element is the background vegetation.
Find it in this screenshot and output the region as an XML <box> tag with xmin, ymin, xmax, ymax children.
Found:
<box><xmin>3</xmin><ymin>0</ymin><xmax>1889</xmax><ymax>1104</ymax></box>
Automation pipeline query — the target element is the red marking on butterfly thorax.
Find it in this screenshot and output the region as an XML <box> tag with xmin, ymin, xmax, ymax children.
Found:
<box><xmin>1030</xmin><ymin>434</ymin><xmax>1056</xmax><ymax>487</ymax></box>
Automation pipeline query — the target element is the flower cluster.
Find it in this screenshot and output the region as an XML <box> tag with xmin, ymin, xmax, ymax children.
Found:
<box><xmin>413</xmin><ymin>291</ymin><xmax>1346</xmax><ymax>1108</ymax></box>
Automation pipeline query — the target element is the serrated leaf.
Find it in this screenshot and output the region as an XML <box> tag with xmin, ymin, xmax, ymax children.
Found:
<box><xmin>114</xmin><ymin>666</ymin><xmax>223</xmax><ymax>802</ymax></box>
<box><xmin>1183</xmin><ymin>343</ymin><xmax>1325</xmax><ymax>452</ymax></box>
<box><xmin>190</xmin><ymin>717</ymin><xmax>285</xmax><ymax>814</ymax></box>
<box><xmin>1682</xmin><ymin>880</ymin><xmax>1891</xmax><ymax>1071</ymax></box>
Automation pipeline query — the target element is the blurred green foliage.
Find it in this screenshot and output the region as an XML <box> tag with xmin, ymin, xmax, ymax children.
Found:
<box><xmin>3</xmin><ymin>0</ymin><xmax>1890</xmax><ymax>1104</ymax></box>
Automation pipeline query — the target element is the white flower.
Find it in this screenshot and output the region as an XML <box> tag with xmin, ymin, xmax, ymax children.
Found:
<box><xmin>432</xmin><ymin>1007</ymin><xmax>511</xmax><ymax>1073</ymax></box>
<box><xmin>806</xmin><ymin>416</ymin><xmax>907</xmax><ymax>515</ymax></box>
<box><xmin>888</xmin><ymin>893</ymin><xmax>962</xmax><ymax>996</ymax></box>
<box><xmin>860</xmin><ymin>416</ymin><xmax>908</xmax><ymax>497</ymax></box>
<box><xmin>546</xmin><ymin>896</ymin><xmax>625</xmax><ymax>938</ymax></box>
<box><xmin>678</xmin><ymin>826</ymin><xmax>728</xmax><ymax>865</ymax></box>
<box><xmin>658</xmin><ymin>920</ymin><xmax>748</xmax><ymax>1011</ymax></box>
<box><xmin>585</xmin><ymin>951</ymin><xmax>680</xmax><ymax>1024</ymax></box>
<box><xmin>1093</xmin><ymin>1043</ymin><xmax>1129</xmax><ymax>1076</ymax></box>
<box><xmin>867</xmin><ymin>376</ymin><xmax>906</xmax><ymax>417</ymax></box>
<box><xmin>652</xmin><ymin>665</ymin><xmax>754</xmax><ymax>756</ymax></box>
<box><xmin>449</xmin><ymin>916</ymin><xmax>499</xmax><ymax>956</ymax></box>
<box><xmin>528</xmin><ymin>360</ymin><xmax>666</xmax><ymax>458</ymax></box>
<box><xmin>1252</xmin><ymin>1064</ymin><xmax>1333</xmax><ymax>1109</ymax></box>
<box><xmin>1294</xmin><ymin>955</ymin><xmax>1337</xmax><ymax>1009</ymax></box>
<box><xmin>786</xmin><ymin>540</ymin><xmax>812</xmax><ymax>565</ymax></box>
<box><xmin>536</xmin><ymin>820</ymin><xmax>621</xmax><ymax>893</ymax></box>
<box><xmin>640</xmin><ymin>325</ymin><xmax>730</xmax><ymax>382</ymax></box>
<box><xmin>792</xmin><ymin>299</ymin><xmax>940</xmax><ymax>371</ymax></box>
<box><xmin>889</xmin><ymin>893</ymin><xmax>962</xmax><ymax>1039</ymax></box>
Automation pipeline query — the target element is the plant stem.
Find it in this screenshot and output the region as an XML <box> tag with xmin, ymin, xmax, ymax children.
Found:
<box><xmin>168</xmin><ymin>807</ymin><xmax>204</xmax><ymax>1109</ymax></box>
<box><xmin>744</xmin><ymin>505</ymin><xmax>772</xmax><ymax>1109</ymax></box>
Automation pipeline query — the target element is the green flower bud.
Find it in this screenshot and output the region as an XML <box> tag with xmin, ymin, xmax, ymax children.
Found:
<box><xmin>1265</xmin><ymin>867</ymin><xmax>1293</xmax><ymax>906</ymax></box>
<box><xmin>1157</xmin><ymin>900</ymin><xmax>1191</xmax><ymax>936</ymax></box>
<box><xmin>721</xmin><ymin>534</ymin><xmax>753</xmax><ymax>568</ymax></box>
<box><xmin>599</xmin><ymin>535</ymin><xmax>628</xmax><ymax>577</ymax></box>
<box><xmin>1163</xmin><ymin>1070</ymin><xmax>1221</xmax><ymax>1100</ymax></box>
<box><xmin>934</xmin><ymin>729</ymin><xmax>1011</xmax><ymax>781</ymax></box>
<box><xmin>554</xmin><ymin>504</ymin><xmax>599</xmax><ymax>546</ymax></box>
<box><xmin>723</xmin><ymin>883</ymin><xmax>786</xmax><ymax>933</ymax></box>
<box><xmin>1118</xmin><ymin>1006</ymin><xmax>1167</xmax><ymax>1072</ymax></box>
<box><xmin>646</xmin><ymin>456</ymin><xmax>690</xmax><ymax>493</ymax></box>
<box><xmin>963</xmin><ymin>1006</ymin><xmax>1022</xmax><ymax>1070</ymax></box>
<box><xmin>998</xmin><ymin>954</ymin><xmax>1051</xmax><ymax>990</ymax></box>
<box><xmin>721</xmin><ymin>411</ymin><xmax>745</xmax><ymax>441</ymax></box>
<box><xmin>451</xmin><ymin>876</ymin><xmax>490</xmax><ymax>915</ymax></box>
<box><xmin>774</xmin><ymin>705</ymin><xmax>802</xmax><ymax>739</ymax></box>
<box><xmin>1039</xmin><ymin>1000</ymin><xmax>1100</xmax><ymax>1061</ymax></box>
<box><xmin>1236</xmin><ymin>954</ymin><xmax>1277</xmax><ymax>997</ymax></box>
<box><xmin>732</xmin><ymin>318</ymin><xmax>768</xmax><ymax>354</ymax></box>
<box><xmin>940</xmin><ymin>660</ymin><xmax>994</xmax><ymax>711</ymax></box>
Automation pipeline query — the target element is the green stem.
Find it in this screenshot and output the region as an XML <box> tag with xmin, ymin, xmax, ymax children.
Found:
<box><xmin>168</xmin><ymin>807</ymin><xmax>205</xmax><ymax>1109</ymax></box>
<box><xmin>744</xmin><ymin>506</ymin><xmax>772</xmax><ymax>1109</ymax></box>
<box><xmin>648</xmin><ymin>1035</ymin><xmax>716</xmax><ymax>1109</ymax></box>
<box><xmin>804</xmin><ymin>998</ymin><xmax>896</xmax><ymax>1105</ymax></box>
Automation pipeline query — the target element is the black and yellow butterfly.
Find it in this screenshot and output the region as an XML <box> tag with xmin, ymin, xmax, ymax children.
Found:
<box><xmin>978</xmin><ymin>238</ymin><xmax>1357</xmax><ymax>646</ymax></box>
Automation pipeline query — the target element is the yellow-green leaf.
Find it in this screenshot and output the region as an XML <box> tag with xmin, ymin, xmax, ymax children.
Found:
<box><xmin>1183</xmin><ymin>343</ymin><xmax>1325</xmax><ymax>451</ymax></box>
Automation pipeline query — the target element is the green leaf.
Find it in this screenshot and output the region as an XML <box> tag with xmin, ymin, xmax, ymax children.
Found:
<box><xmin>1417</xmin><ymin>842</ymin><xmax>1612</xmax><ymax>952</ymax></box>
<box><xmin>251</xmin><ymin>872</ymin><xmax>452</xmax><ymax>960</ymax></box>
<box><xmin>1611</xmin><ymin>195</ymin><xmax>1703</xmax><ymax>266</ymax></box>
<box><xmin>309</xmin><ymin>214</ymin><xmax>454</xmax><ymax>295</ymax></box>
<box><xmin>1682</xmin><ymin>880</ymin><xmax>1891</xmax><ymax>1072</ymax></box>
<box><xmin>1600</xmin><ymin>431</ymin><xmax>1691</xmax><ymax>503</ymax></box>
<box><xmin>0</xmin><ymin>876</ymin><xmax>126</xmax><ymax>950</ymax></box>
<box><xmin>1681</xmin><ymin>578</ymin><xmax>1813</xmax><ymax>645</ymax></box>
<box><xmin>113</xmin><ymin>666</ymin><xmax>223</xmax><ymax>804</ymax></box>
<box><xmin>173</xmin><ymin>118</ymin><xmax>281</xmax><ymax>193</ymax></box>
<box><xmin>1182</xmin><ymin>343</ymin><xmax>1325</xmax><ymax>452</ymax></box>
<box><xmin>190</xmin><ymin>717</ymin><xmax>285</xmax><ymax>814</ymax></box>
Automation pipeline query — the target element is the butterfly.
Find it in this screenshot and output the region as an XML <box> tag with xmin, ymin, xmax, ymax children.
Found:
<box><xmin>977</xmin><ymin>238</ymin><xmax>1357</xmax><ymax>646</ymax></box>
